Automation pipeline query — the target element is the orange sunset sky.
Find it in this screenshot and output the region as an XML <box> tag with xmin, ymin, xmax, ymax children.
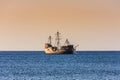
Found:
<box><xmin>0</xmin><ymin>0</ymin><xmax>120</xmax><ymax>51</ymax></box>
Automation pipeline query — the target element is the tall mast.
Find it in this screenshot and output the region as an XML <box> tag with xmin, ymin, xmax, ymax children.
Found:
<box><xmin>48</xmin><ymin>36</ymin><xmax>52</xmax><ymax>44</ymax></box>
<box><xmin>55</xmin><ymin>31</ymin><xmax>61</xmax><ymax>49</ymax></box>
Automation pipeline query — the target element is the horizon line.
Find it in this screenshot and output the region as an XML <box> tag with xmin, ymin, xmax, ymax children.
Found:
<box><xmin>0</xmin><ymin>50</ymin><xmax>120</xmax><ymax>52</ymax></box>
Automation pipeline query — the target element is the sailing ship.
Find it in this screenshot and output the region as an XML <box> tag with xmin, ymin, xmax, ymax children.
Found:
<box><xmin>44</xmin><ymin>32</ymin><xmax>78</xmax><ymax>54</ymax></box>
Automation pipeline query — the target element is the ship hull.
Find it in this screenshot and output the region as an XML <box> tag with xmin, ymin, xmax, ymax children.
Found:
<box><xmin>44</xmin><ymin>51</ymin><xmax>74</xmax><ymax>54</ymax></box>
<box><xmin>44</xmin><ymin>48</ymin><xmax>75</xmax><ymax>54</ymax></box>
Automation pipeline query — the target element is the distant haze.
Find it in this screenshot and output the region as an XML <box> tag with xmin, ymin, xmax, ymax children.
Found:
<box><xmin>0</xmin><ymin>0</ymin><xmax>120</xmax><ymax>51</ymax></box>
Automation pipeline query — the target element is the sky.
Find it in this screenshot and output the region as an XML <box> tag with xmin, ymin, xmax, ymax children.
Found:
<box><xmin>0</xmin><ymin>0</ymin><xmax>120</xmax><ymax>51</ymax></box>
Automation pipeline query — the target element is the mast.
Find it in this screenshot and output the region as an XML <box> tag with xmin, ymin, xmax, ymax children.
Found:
<box><xmin>65</xmin><ymin>39</ymin><xmax>70</xmax><ymax>46</ymax></box>
<box><xmin>48</xmin><ymin>36</ymin><xmax>52</xmax><ymax>44</ymax></box>
<box><xmin>55</xmin><ymin>31</ymin><xmax>61</xmax><ymax>49</ymax></box>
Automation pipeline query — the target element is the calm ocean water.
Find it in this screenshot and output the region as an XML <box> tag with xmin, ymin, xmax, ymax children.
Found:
<box><xmin>0</xmin><ymin>51</ymin><xmax>120</xmax><ymax>80</ymax></box>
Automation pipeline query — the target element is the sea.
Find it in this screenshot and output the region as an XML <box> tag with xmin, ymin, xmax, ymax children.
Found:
<box><xmin>0</xmin><ymin>51</ymin><xmax>120</xmax><ymax>80</ymax></box>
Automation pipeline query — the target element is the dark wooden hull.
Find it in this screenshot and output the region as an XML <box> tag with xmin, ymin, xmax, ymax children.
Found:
<box><xmin>44</xmin><ymin>49</ymin><xmax>75</xmax><ymax>54</ymax></box>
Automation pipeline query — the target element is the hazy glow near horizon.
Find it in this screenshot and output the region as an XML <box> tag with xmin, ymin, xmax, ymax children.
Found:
<box><xmin>0</xmin><ymin>0</ymin><xmax>120</xmax><ymax>51</ymax></box>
